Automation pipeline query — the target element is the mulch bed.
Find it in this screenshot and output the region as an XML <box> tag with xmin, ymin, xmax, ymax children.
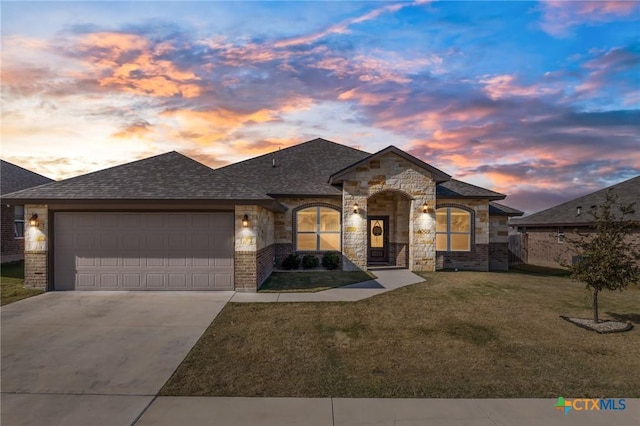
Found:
<box><xmin>560</xmin><ymin>315</ymin><xmax>634</xmax><ymax>334</ymax></box>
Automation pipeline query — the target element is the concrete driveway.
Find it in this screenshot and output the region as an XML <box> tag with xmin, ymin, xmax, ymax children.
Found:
<box><xmin>1</xmin><ymin>291</ymin><xmax>232</xmax><ymax>426</ymax></box>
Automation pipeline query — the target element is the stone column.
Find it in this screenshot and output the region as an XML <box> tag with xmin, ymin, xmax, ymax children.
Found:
<box><xmin>24</xmin><ymin>205</ymin><xmax>48</xmax><ymax>290</ymax></box>
<box><xmin>234</xmin><ymin>205</ymin><xmax>259</xmax><ymax>292</ymax></box>
<box><xmin>342</xmin><ymin>192</ymin><xmax>367</xmax><ymax>271</ymax></box>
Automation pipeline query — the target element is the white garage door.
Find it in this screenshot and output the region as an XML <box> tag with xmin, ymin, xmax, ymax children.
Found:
<box><xmin>54</xmin><ymin>212</ymin><xmax>234</xmax><ymax>291</ymax></box>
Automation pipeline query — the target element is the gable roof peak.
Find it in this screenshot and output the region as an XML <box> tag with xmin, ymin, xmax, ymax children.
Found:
<box><xmin>329</xmin><ymin>145</ymin><xmax>451</xmax><ymax>184</ymax></box>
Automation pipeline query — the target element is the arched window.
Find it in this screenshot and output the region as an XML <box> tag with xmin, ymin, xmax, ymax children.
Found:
<box><xmin>436</xmin><ymin>207</ymin><xmax>471</xmax><ymax>251</ymax></box>
<box><xmin>296</xmin><ymin>206</ymin><xmax>341</xmax><ymax>251</ymax></box>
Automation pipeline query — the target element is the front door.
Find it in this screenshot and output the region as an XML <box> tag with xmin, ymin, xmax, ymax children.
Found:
<box><xmin>368</xmin><ymin>216</ymin><xmax>389</xmax><ymax>264</ymax></box>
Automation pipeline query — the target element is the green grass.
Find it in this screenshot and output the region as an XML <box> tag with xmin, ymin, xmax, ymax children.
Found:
<box><xmin>509</xmin><ymin>264</ymin><xmax>571</xmax><ymax>277</ymax></box>
<box><xmin>259</xmin><ymin>271</ymin><xmax>374</xmax><ymax>292</ymax></box>
<box><xmin>1</xmin><ymin>261</ymin><xmax>43</xmax><ymax>306</ymax></box>
<box><xmin>162</xmin><ymin>270</ymin><xmax>640</xmax><ymax>398</ymax></box>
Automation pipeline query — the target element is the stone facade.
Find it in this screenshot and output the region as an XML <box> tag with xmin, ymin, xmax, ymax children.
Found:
<box><xmin>435</xmin><ymin>199</ymin><xmax>490</xmax><ymax>271</ymax></box>
<box><xmin>234</xmin><ymin>205</ymin><xmax>276</xmax><ymax>291</ymax></box>
<box><xmin>368</xmin><ymin>191</ymin><xmax>410</xmax><ymax>267</ymax></box>
<box><xmin>23</xmin><ymin>205</ymin><xmax>49</xmax><ymax>289</ymax></box>
<box><xmin>272</xmin><ymin>197</ymin><xmax>342</xmax><ymax>267</ymax></box>
<box><xmin>1</xmin><ymin>205</ymin><xmax>24</xmax><ymax>263</ymax></box>
<box><xmin>340</xmin><ymin>152</ymin><xmax>437</xmax><ymax>272</ymax></box>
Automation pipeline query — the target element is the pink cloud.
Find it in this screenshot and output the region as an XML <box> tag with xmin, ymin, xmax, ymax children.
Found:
<box><xmin>539</xmin><ymin>1</ymin><xmax>639</xmax><ymax>37</ymax></box>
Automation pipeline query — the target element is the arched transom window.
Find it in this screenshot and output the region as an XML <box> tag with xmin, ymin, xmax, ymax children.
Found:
<box><xmin>296</xmin><ymin>207</ymin><xmax>341</xmax><ymax>251</ymax></box>
<box><xmin>436</xmin><ymin>207</ymin><xmax>471</xmax><ymax>251</ymax></box>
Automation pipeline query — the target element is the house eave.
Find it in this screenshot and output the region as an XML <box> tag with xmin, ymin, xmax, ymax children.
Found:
<box><xmin>0</xmin><ymin>197</ymin><xmax>288</xmax><ymax>212</ymax></box>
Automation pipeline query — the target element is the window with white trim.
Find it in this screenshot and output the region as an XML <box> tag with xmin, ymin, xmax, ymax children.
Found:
<box><xmin>14</xmin><ymin>205</ymin><xmax>25</xmax><ymax>238</ymax></box>
<box><xmin>296</xmin><ymin>207</ymin><xmax>341</xmax><ymax>251</ymax></box>
<box><xmin>436</xmin><ymin>207</ymin><xmax>471</xmax><ymax>251</ymax></box>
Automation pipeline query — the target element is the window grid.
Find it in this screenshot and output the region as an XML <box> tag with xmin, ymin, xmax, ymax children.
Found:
<box><xmin>436</xmin><ymin>207</ymin><xmax>471</xmax><ymax>252</ymax></box>
<box><xmin>296</xmin><ymin>206</ymin><xmax>341</xmax><ymax>252</ymax></box>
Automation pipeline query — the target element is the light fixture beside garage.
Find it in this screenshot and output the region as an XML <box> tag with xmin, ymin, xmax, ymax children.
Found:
<box><xmin>242</xmin><ymin>214</ymin><xmax>250</xmax><ymax>227</ymax></box>
<box><xmin>29</xmin><ymin>213</ymin><xmax>39</xmax><ymax>226</ymax></box>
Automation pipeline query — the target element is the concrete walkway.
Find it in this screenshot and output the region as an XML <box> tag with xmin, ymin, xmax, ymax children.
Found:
<box><xmin>136</xmin><ymin>397</ymin><xmax>640</xmax><ymax>426</ymax></box>
<box><xmin>230</xmin><ymin>269</ymin><xmax>425</xmax><ymax>303</ymax></box>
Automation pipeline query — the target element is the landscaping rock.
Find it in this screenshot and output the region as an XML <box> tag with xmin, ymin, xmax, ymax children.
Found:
<box><xmin>560</xmin><ymin>316</ymin><xmax>633</xmax><ymax>334</ymax></box>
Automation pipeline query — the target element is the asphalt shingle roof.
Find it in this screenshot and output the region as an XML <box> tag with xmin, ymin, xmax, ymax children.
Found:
<box><xmin>436</xmin><ymin>179</ymin><xmax>506</xmax><ymax>200</ymax></box>
<box><xmin>1</xmin><ymin>139</ymin><xmax>510</xmax><ymax>205</ymax></box>
<box><xmin>1</xmin><ymin>151</ymin><xmax>274</xmax><ymax>203</ymax></box>
<box><xmin>215</xmin><ymin>138</ymin><xmax>370</xmax><ymax>196</ymax></box>
<box><xmin>217</xmin><ymin>138</ymin><xmax>503</xmax><ymax>199</ymax></box>
<box><xmin>1</xmin><ymin>160</ymin><xmax>53</xmax><ymax>195</ymax></box>
<box><xmin>512</xmin><ymin>176</ymin><xmax>640</xmax><ymax>226</ymax></box>
<box><xmin>489</xmin><ymin>202</ymin><xmax>524</xmax><ymax>217</ymax></box>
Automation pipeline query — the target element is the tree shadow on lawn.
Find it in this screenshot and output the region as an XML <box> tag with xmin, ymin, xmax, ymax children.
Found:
<box><xmin>606</xmin><ymin>312</ymin><xmax>640</xmax><ymax>324</ymax></box>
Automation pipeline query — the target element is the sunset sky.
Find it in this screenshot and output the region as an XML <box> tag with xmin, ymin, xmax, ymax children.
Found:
<box><xmin>2</xmin><ymin>1</ymin><xmax>639</xmax><ymax>214</ymax></box>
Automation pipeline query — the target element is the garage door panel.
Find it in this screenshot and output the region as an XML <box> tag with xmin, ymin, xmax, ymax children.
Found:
<box><xmin>214</xmin><ymin>274</ymin><xmax>232</xmax><ymax>289</ymax></box>
<box><xmin>55</xmin><ymin>212</ymin><xmax>234</xmax><ymax>291</ymax></box>
<box><xmin>77</xmin><ymin>274</ymin><xmax>96</xmax><ymax>288</ymax></box>
<box><xmin>99</xmin><ymin>274</ymin><xmax>119</xmax><ymax>288</ymax></box>
<box><xmin>123</xmin><ymin>274</ymin><xmax>142</xmax><ymax>289</ymax></box>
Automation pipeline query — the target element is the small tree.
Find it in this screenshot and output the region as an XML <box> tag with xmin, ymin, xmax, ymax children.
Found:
<box><xmin>563</xmin><ymin>190</ymin><xmax>640</xmax><ymax>323</ymax></box>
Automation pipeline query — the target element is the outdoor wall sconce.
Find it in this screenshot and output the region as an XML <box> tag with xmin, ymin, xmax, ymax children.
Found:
<box><xmin>422</xmin><ymin>203</ymin><xmax>433</xmax><ymax>214</ymax></box>
<box><xmin>29</xmin><ymin>213</ymin><xmax>39</xmax><ymax>227</ymax></box>
<box><xmin>242</xmin><ymin>214</ymin><xmax>250</xmax><ymax>227</ymax></box>
<box><xmin>353</xmin><ymin>203</ymin><xmax>359</xmax><ymax>214</ymax></box>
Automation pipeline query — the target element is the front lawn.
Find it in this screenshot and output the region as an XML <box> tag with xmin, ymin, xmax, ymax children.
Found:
<box><xmin>259</xmin><ymin>270</ymin><xmax>374</xmax><ymax>292</ymax></box>
<box><xmin>161</xmin><ymin>270</ymin><xmax>640</xmax><ymax>398</ymax></box>
<box><xmin>1</xmin><ymin>261</ymin><xmax>43</xmax><ymax>306</ymax></box>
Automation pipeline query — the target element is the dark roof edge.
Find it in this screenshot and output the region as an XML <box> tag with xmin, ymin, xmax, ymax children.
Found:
<box><xmin>268</xmin><ymin>193</ymin><xmax>343</xmax><ymax>198</ymax></box>
<box><xmin>0</xmin><ymin>197</ymin><xmax>287</xmax><ymax>212</ymax></box>
<box><xmin>489</xmin><ymin>202</ymin><xmax>524</xmax><ymax>217</ymax></box>
<box><xmin>329</xmin><ymin>145</ymin><xmax>451</xmax><ymax>184</ymax></box>
<box><xmin>438</xmin><ymin>194</ymin><xmax>506</xmax><ymax>201</ymax></box>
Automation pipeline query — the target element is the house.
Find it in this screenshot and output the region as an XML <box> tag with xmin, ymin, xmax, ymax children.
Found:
<box><xmin>1</xmin><ymin>160</ymin><xmax>54</xmax><ymax>263</ymax></box>
<box><xmin>510</xmin><ymin>175</ymin><xmax>640</xmax><ymax>268</ymax></box>
<box><xmin>1</xmin><ymin>138</ymin><xmax>523</xmax><ymax>292</ymax></box>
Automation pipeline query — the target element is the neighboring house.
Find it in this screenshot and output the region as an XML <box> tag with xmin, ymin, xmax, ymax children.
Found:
<box><xmin>1</xmin><ymin>138</ymin><xmax>522</xmax><ymax>292</ymax></box>
<box><xmin>1</xmin><ymin>160</ymin><xmax>54</xmax><ymax>264</ymax></box>
<box><xmin>510</xmin><ymin>176</ymin><xmax>640</xmax><ymax>269</ymax></box>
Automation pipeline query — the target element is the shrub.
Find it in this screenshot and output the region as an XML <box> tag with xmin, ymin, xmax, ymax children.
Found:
<box><xmin>322</xmin><ymin>251</ymin><xmax>341</xmax><ymax>270</ymax></box>
<box><xmin>302</xmin><ymin>254</ymin><xmax>319</xmax><ymax>269</ymax></box>
<box><xmin>281</xmin><ymin>254</ymin><xmax>300</xmax><ymax>270</ymax></box>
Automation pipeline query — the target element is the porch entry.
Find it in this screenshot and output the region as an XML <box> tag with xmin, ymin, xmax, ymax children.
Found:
<box><xmin>367</xmin><ymin>216</ymin><xmax>389</xmax><ymax>264</ymax></box>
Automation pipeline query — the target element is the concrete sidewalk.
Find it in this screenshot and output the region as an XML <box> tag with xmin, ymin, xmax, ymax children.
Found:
<box><xmin>136</xmin><ymin>397</ymin><xmax>640</xmax><ymax>426</ymax></box>
<box><xmin>230</xmin><ymin>269</ymin><xmax>424</xmax><ymax>303</ymax></box>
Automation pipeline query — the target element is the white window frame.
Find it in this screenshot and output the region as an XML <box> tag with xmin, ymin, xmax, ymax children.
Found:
<box><xmin>436</xmin><ymin>207</ymin><xmax>471</xmax><ymax>252</ymax></box>
<box><xmin>295</xmin><ymin>206</ymin><xmax>341</xmax><ymax>252</ymax></box>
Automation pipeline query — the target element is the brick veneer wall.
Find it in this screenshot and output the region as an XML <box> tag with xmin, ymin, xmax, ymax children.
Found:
<box><xmin>234</xmin><ymin>251</ymin><xmax>257</xmax><ymax>292</ymax></box>
<box><xmin>523</xmin><ymin>227</ymin><xmax>640</xmax><ymax>268</ymax></box>
<box><xmin>489</xmin><ymin>243</ymin><xmax>509</xmax><ymax>271</ymax></box>
<box><xmin>274</xmin><ymin>243</ymin><xmax>294</xmax><ymax>267</ymax></box>
<box><xmin>257</xmin><ymin>244</ymin><xmax>275</xmax><ymax>288</ymax></box>
<box><xmin>24</xmin><ymin>252</ymin><xmax>47</xmax><ymax>289</ymax></box>
<box><xmin>1</xmin><ymin>205</ymin><xmax>24</xmax><ymax>262</ymax></box>
<box><xmin>436</xmin><ymin>244</ymin><xmax>489</xmax><ymax>271</ymax></box>
<box><xmin>389</xmin><ymin>242</ymin><xmax>409</xmax><ymax>267</ymax></box>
